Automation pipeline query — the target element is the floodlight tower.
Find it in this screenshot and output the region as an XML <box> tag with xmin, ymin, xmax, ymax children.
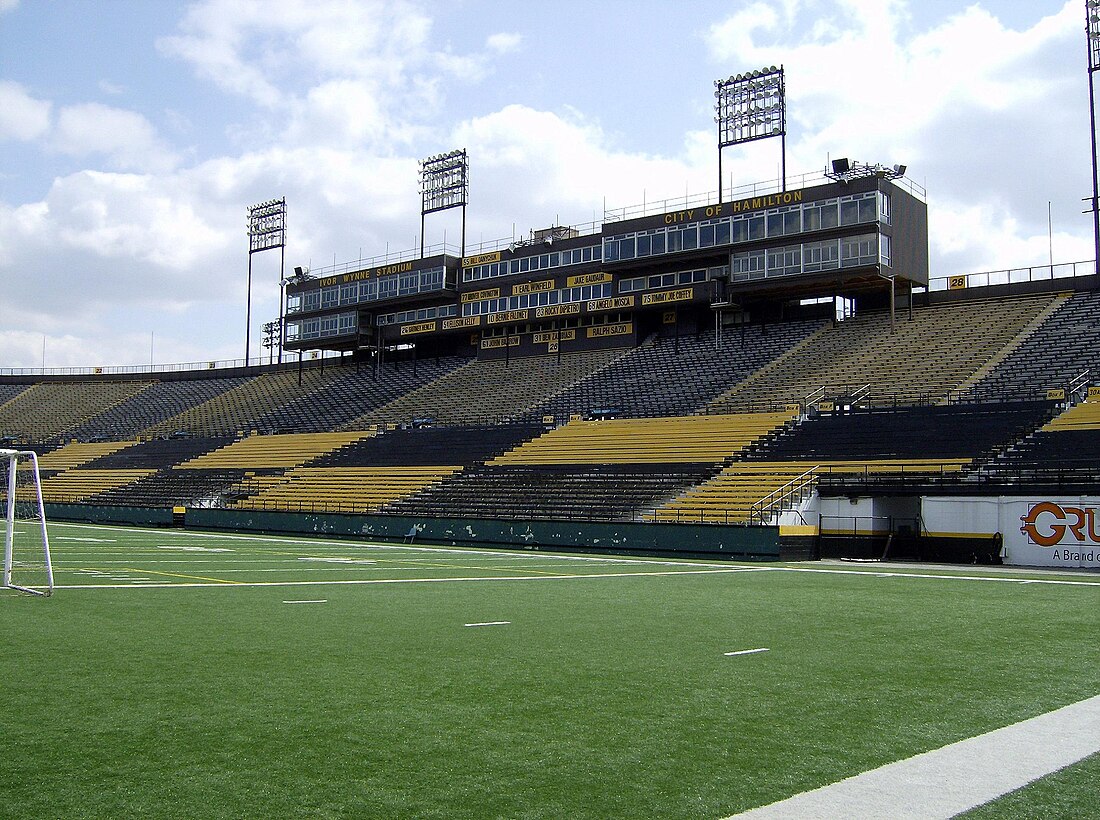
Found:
<box><xmin>1086</xmin><ymin>0</ymin><xmax>1100</xmax><ymax>273</ymax></box>
<box><xmin>715</xmin><ymin>66</ymin><xmax>787</xmax><ymax>204</ymax></box>
<box><xmin>246</xmin><ymin>198</ymin><xmax>287</xmax><ymax>365</ymax></box>
<box><xmin>419</xmin><ymin>149</ymin><xmax>469</xmax><ymax>258</ymax></box>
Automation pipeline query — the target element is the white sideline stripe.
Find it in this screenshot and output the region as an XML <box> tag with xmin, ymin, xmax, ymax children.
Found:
<box><xmin>465</xmin><ymin>621</ymin><xmax>510</xmax><ymax>627</ymax></box>
<box><xmin>724</xmin><ymin>648</ymin><xmax>769</xmax><ymax>657</ymax></box>
<box><xmin>727</xmin><ymin>693</ymin><xmax>1100</xmax><ymax>819</ymax></box>
<box><xmin>283</xmin><ymin>599</ymin><xmax>327</xmax><ymax>605</ymax></box>
<box><xmin>52</xmin><ymin>567</ymin><xmax>751</xmax><ymax>590</ymax></box>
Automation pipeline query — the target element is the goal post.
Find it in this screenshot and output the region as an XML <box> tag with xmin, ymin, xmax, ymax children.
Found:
<box><xmin>2</xmin><ymin>449</ymin><xmax>53</xmax><ymax>597</ymax></box>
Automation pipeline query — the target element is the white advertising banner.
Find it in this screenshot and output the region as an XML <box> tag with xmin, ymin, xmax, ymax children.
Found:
<box><xmin>922</xmin><ymin>496</ymin><xmax>1100</xmax><ymax>569</ymax></box>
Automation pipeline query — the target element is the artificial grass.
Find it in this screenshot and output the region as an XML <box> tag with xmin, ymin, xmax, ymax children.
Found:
<box><xmin>1</xmin><ymin>527</ymin><xmax>1097</xmax><ymax>817</ymax></box>
<box><xmin>960</xmin><ymin>752</ymin><xmax>1100</xmax><ymax>819</ymax></box>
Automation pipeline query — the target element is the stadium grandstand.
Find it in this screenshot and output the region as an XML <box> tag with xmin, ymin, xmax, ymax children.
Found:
<box><xmin>2</xmin><ymin>164</ymin><xmax>1098</xmax><ymax>570</ymax></box>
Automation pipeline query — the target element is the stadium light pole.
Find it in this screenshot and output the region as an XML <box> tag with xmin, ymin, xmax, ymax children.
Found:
<box><xmin>246</xmin><ymin>198</ymin><xmax>287</xmax><ymax>365</ymax></box>
<box><xmin>419</xmin><ymin>149</ymin><xmax>469</xmax><ymax>259</ymax></box>
<box><xmin>1086</xmin><ymin>0</ymin><xmax>1100</xmax><ymax>275</ymax></box>
<box><xmin>715</xmin><ymin>66</ymin><xmax>786</xmax><ymax>204</ymax></box>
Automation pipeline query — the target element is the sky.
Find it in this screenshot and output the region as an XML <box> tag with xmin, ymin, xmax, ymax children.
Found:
<box><xmin>0</xmin><ymin>0</ymin><xmax>1094</xmax><ymax>370</ymax></box>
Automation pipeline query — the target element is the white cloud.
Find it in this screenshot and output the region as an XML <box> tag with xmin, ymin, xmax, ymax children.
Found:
<box><xmin>157</xmin><ymin>0</ymin><xmax>508</xmax><ymax>142</ymax></box>
<box><xmin>486</xmin><ymin>32</ymin><xmax>522</xmax><ymax>54</ymax></box>
<box><xmin>1</xmin><ymin>1</ymin><xmax>1093</xmax><ymax>369</ymax></box>
<box><xmin>0</xmin><ymin>81</ymin><xmax>51</xmax><ymax>142</ymax></box>
<box><xmin>705</xmin><ymin>0</ymin><xmax>1088</xmax><ymax>274</ymax></box>
<box><xmin>52</xmin><ymin>103</ymin><xmax>179</xmax><ymax>173</ymax></box>
<box><xmin>0</xmin><ymin>0</ymin><xmax>19</xmax><ymax>13</ymax></box>
<box><xmin>156</xmin><ymin>0</ymin><xmax>435</xmax><ymax>108</ymax></box>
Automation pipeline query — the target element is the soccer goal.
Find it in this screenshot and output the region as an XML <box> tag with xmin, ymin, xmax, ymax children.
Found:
<box><xmin>2</xmin><ymin>449</ymin><xmax>53</xmax><ymax>596</ymax></box>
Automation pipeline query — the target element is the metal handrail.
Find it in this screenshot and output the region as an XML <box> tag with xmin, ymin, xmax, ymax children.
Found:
<box><xmin>1069</xmin><ymin>369</ymin><xmax>1092</xmax><ymax>398</ymax></box>
<box><xmin>924</xmin><ymin>259</ymin><xmax>1094</xmax><ymax>292</ymax></box>
<box><xmin>850</xmin><ymin>384</ymin><xmax>872</xmax><ymax>405</ymax></box>
<box><xmin>749</xmin><ymin>467</ymin><xmax>818</xmax><ymax>526</ymax></box>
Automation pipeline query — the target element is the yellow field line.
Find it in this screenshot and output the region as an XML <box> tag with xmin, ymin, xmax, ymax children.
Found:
<box><xmin>126</xmin><ymin>567</ymin><xmax>244</xmax><ymax>584</ymax></box>
<box><xmin>382</xmin><ymin>557</ymin><xmax>565</xmax><ymax>576</ymax></box>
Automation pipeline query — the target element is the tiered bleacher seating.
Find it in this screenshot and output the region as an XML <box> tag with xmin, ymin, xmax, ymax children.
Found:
<box><xmin>247</xmin><ymin>356</ymin><xmax>471</xmax><ymax>433</ymax></box>
<box><xmin>652</xmin><ymin>402</ymin><xmax>1057</xmax><ymax>523</ymax></box>
<box><xmin>490</xmin><ymin>412</ymin><xmax>798</xmax><ymax>465</ymax></box>
<box><xmin>0</xmin><ymin>381</ymin><xmax>153</xmax><ymax>444</ymax></box>
<box><xmin>139</xmin><ymin>369</ymin><xmax>350</xmax><ymax>437</ymax></box>
<box><xmin>383</xmin><ymin>412</ymin><xmax>796</xmax><ymax>521</ymax></box>
<box><xmin>749</xmin><ymin>401</ymin><xmax>1057</xmax><ymax>462</ymax></box>
<box><xmin>346</xmin><ymin>348</ymin><xmax>626</xmax><ymax>427</ymax></box>
<box><xmin>227</xmin><ymin>424</ymin><xmax>545</xmax><ymax>513</ymax></box>
<box><xmin>91</xmin><ymin>469</ymin><xmax>248</xmax><ymax>508</ymax></box>
<box><xmin>35</xmin><ymin>468</ymin><xmax>159</xmax><ymax>503</ymax></box>
<box><xmin>522</xmin><ymin>319</ymin><xmax>826</xmax><ymax>420</ymax></box>
<box><xmin>36</xmin><ymin>441</ymin><xmax>138</xmax><ymax>472</ymax></box>
<box><xmin>232</xmin><ymin>466</ymin><xmax>464</xmax><ymax>513</ymax></box>
<box><xmin>82</xmin><ymin>436</ymin><xmax>234</xmax><ymax>469</ymax></box>
<box><xmin>649</xmin><ymin>464</ymin><xmax>813</xmax><ymax>524</ymax></box>
<box><xmin>383</xmin><ymin>464</ymin><xmax>720</xmax><ymax>521</ymax></box>
<box><xmin>65</xmin><ymin>377</ymin><xmax>248</xmax><ymax>441</ymax></box>
<box><xmin>973</xmin><ymin>399</ymin><xmax>1100</xmax><ymax>492</ymax></box>
<box><xmin>89</xmin><ymin>432</ymin><xmax>370</xmax><ymax>508</ymax></box>
<box><xmin>0</xmin><ymin>383</ymin><xmax>29</xmax><ymax>409</ymax></box>
<box><xmin>963</xmin><ymin>290</ymin><xmax>1100</xmax><ymax>401</ymax></box>
<box><xmin>708</xmin><ymin>294</ymin><xmax>1059</xmax><ymax>410</ymax></box>
<box><xmin>25</xmin><ymin>436</ymin><xmax>236</xmax><ymax>507</ymax></box>
<box><xmin>179</xmin><ymin>431</ymin><xmax>371</xmax><ymax>470</ymax></box>
<box><xmin>315</xmin><ymin>424</ymin><xmax>545</xmax><ymax>467</ymax></box>
<box><xmin>5</xmin><ymin>283</ymin><xmax>1095</xmax><ymax>527</ymax></box>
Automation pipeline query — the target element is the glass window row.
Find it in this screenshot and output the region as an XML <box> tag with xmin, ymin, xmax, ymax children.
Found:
<box><xmin>288</xmin><ymin>266</ymin><xmax>448</xmax><ymax>314</ymax></box>
<box><xmin>730</xmin><ymin>233</ymin><xmax>884</xmax><ymax>282</ymax></box>
<box><xmin>618</xmin><ymin>267</ymin><xmax>713</xmax><ymax>294</ymax></box>
<box><xmin>285</xmin><ymin>311</ymin><xmax>358</xmax><ymax>342</ymax></box>
<box><xmin>376</xmin><ymin>304</ymin><xmax>458</xmax><ymax>327</ymax></box>
<box><xmin>462</xmin><ymin>244</ymin><xmax>603</xmax><ymax>283</ymax></box>
<box><xmin>462</xmin><ymin>283</ymin><xmax>613</xmax><ymax>317</ymax></box>
<box><xmin>603</xmin><ymin>191</ymin><xmax>885</xmax><ymax>263</ymax></box>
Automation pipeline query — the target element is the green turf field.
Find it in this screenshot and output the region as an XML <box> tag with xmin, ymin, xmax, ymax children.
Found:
<box><xmin>2</xmin><ymin>522</ymin><xmax>1098</xmax><ymax>818</ymax></box>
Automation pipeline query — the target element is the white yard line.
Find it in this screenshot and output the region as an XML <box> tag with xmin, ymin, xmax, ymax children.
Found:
<box><xmin>52</xmin><ymin>567</ymin><xmax>752</xmax><ymax>590</ymax></box>
<box><xmin>727</xmin><ymin>694</ymin><xmax>1100</xmax><ymax>819</ymax></box>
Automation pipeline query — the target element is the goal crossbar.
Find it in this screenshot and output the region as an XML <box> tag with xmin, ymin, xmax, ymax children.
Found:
<box><xmin>2</xmin><ymin>448</ymin><xmax>53</xmax><ymax>596</ymax></box>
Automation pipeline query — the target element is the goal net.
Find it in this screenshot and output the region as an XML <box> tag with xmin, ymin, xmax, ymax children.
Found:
<box><xmin>2</xmin><ymin>449</ymin><xmax>53</xmax><ymax>596</ymax></box>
